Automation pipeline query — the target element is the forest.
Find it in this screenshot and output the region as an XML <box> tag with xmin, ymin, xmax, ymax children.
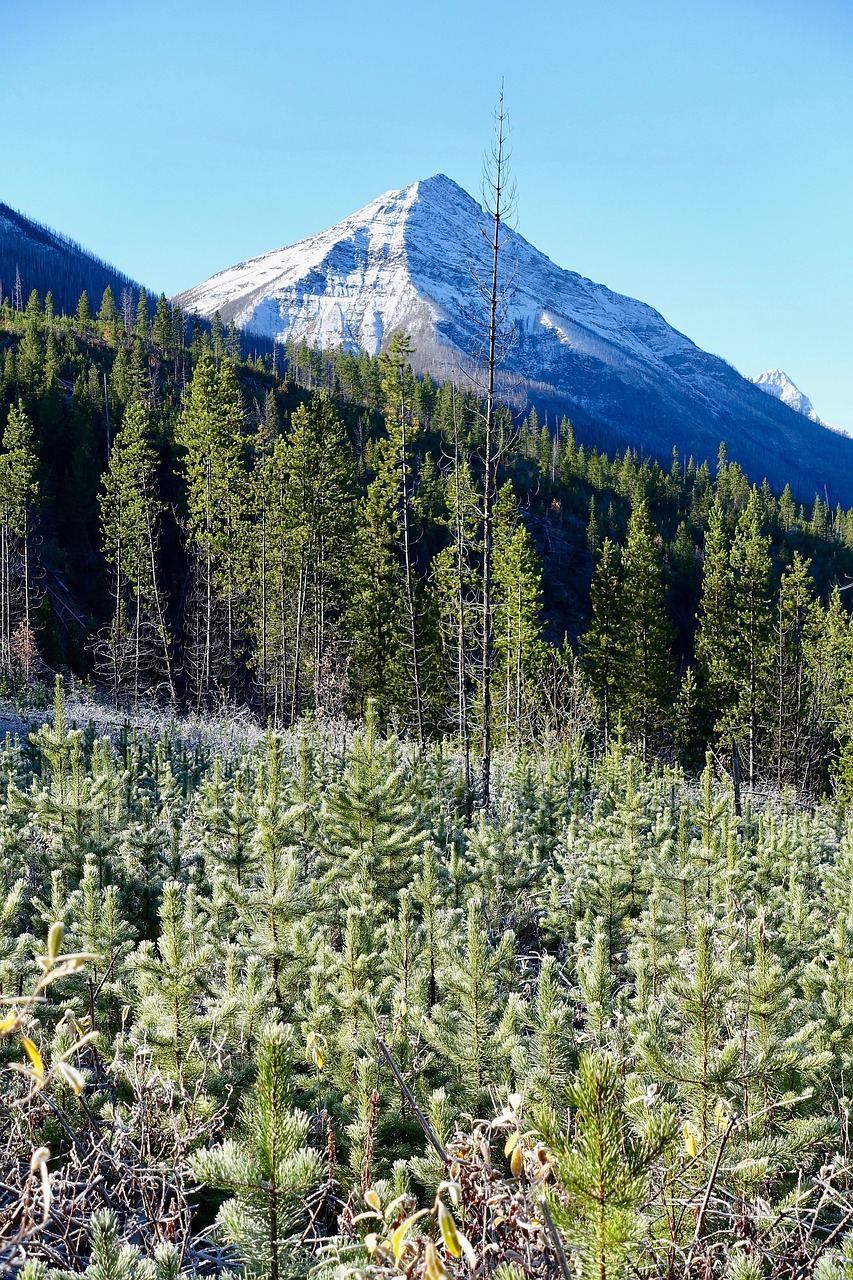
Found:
<box><xmin>3</xmin><ymin>283</ymin><xmax>853</xmax><ymax>1277</ymax></box>
<box><xmin>3</xmin><ymin>285</ymin><xmax>853</xmax><ymax>796</ymax></box>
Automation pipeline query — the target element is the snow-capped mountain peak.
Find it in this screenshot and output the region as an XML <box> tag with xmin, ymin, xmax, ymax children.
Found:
<box><xmin>173</xmin><ymin>176</ymin><xmax>853</xmax><ymax>503</ymax></box>
<box><xmin>751</xmin><ymin>369</ymin><xmax>819</xmax><ymax>422</ymax></box>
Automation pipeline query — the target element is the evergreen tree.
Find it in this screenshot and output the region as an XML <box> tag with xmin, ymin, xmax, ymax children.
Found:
<box><xmin>582</xmin><ymin>538</ymin><xmax>622</xmax><ymax>741</ymax></box>
<box><xmin>730</xmin><ymin>489</ymin><xmax>773</xmax><ymax>785</ymax></box>
<box><xmin>189</xmin><ymin>1022</ymin><xmax>322</xmax><ymax>1280</ymax></box>
<box><xmin>98</xmin><ymin>397</ymin><xmax>175</xmax><ymax>704</ymax></box>
<box><xmin>492</xmin><ymin>482</ymin><xmax>546</xmax><ymax>743</ymax></box>
<box><xmin>249</xmin><ymin>393</ymin><xmax>354</xmax><ymax>724</ymax></box>
<box><xmin>322</xmin><ymin>704</ymin><xmax>423</xmax><ymax>910</ymax></box>
<box><xmin>617</xmin><ymin>501</ymin><xmax>674</xmax><ymax>756</ymax></box>
<box><xmin>0</xmin><ymin>401</ymin><xmax>39</xmax><ymax>679</ymax></box>
<box><xmin>431</xmin><ymin>897</ymin><xmax>516</xmax><ymax>1106</ymax></box>
<box><xmin>547</xmin><ymin>1052</ymin><xmax>675</xmax><ymax>1280</ymax></box>
<box><xmin>379</xmin><ymin>331</ymin><xmax>426</xmax><ymax>744</ymax></box>
<box><xmin>177</xmin><ymin>353</ymin><xmax>248</xmax><ymax>706</ymax></box>
<box><xmin>131</xmin><ymin>879</ymin><xmax>214</xmax><ymax>1081</ymax></box>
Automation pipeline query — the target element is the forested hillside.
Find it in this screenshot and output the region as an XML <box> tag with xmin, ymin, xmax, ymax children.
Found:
<box><xmin>0</xmin><ymin>204</ymin><xmax>147</xmax><ymax>327</ymax></box>
<box><xmin>3</xmin><ymin>285</ymin><xmax>853</xmax><ymax>794</ymax></box>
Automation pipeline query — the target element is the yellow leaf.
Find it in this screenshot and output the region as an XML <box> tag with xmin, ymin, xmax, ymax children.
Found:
<box><xmin>22</xmin><ymin>1036</ymin><xmax>44</xmax><ymax>1082</ymax></box>
<box><xmin>0</xmin><ymin>1010</ymin><xmax>20</xmax><ymax>1035</ymax></box>
<box><xmin>392</xmin><ymin>1207</ymin><xmax>430</xmax><ymax>1260</ymax></box>
<box><xmin>392</xmin><ymin>1213</ymin><xmax>419</xmax><ymax>1262</ymax></box>
<box><xmin>683</xmin><ymin>1123</ymin><xmax>697</xmax><ymax>1159</ymax></box>
<box><xmin>47</xmin><ymin>922</ymin><xmax>64</xmax><ymax>962</ymax></box>
<box><xmin>56</xmin><ymin>1062</ymin><xmax>85</xmax><ymax>1095</ymax></box>
<box><xmin>364</xmin><ymin>1188</ymin><xmax>382</xmax><ymax>1213</ymax></box>
<box><xmin>504</xmin><ymin>1131</ymin><xmax>519</xmax><ymax>1157</ymax></box>
<box><xmin>438</xmin><ymin>1201</ymin><xmax>461</xmax><ymax>1257</ymax></box>
<box><xmin>511</xmin><ymin>1143</ymin><xmax>524</xmax><ymax>1177</ymax></box>
<box><xmin>714</xmin><ymin>1099</ymin><xmax>731</xmax><ymax>1132</ymax></box>
<box><xmin>425</xmin><ymin>1239</ymin><xmax>449</xmax><ymax>1280</ymax></box>
<box><xmin>306</xmin><ymin>1030</ymin><xmax>326</xmax><ymax>1072</ymax></box>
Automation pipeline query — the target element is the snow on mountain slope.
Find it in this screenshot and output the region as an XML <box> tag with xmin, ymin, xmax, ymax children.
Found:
<box><xmin>174</xmin><ymin>174</ymin><xmax>853</xmax><ymax>503</ymax></box>
<box><xmin>752</xmin><ymin>369</ymin><xmax>853</xmax><ymax>441</ymax></box>
<box><xmin>752</xmin><ymin>369</ymin><xmax>819</xmax><ymax>421</ymax></box>
<box><xmin>175</xmin><ymin>175</ymin><xmax>693</xmax><ymax>369</ymax></box>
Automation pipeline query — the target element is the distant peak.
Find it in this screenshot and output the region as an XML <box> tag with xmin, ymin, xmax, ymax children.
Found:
<box><xmin>752</xmin><ymin>369</ymin><xmax>819</xmax><ymax>422</ymax></box>
<box><xmin>753</xmin><ymin>368</ymin><xmax>799</xmax><ymax>390</ymax></box>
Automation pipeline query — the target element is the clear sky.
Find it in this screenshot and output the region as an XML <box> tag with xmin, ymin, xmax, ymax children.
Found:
<box><xmin>3</xmin><ymin>0</ymin><xmax>851</xmax><ymax>427</ymax></box>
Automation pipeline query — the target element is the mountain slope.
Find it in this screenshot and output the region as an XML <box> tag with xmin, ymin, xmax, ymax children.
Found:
<box><xmin>0</xmin><ymin>202</ymin><xmax>145</xmax><ymax>318</ymax></box>
<box><xmin>175</xmin><ymin>174</ymin><xmax>853</xmax><ymax>503</ymax></box>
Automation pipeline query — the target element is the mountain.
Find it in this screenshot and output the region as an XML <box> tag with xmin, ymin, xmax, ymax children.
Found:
<box><xmin>752</xmin><ymin>369</ymin><xmax>820</xmax><ymax>422</ymax></box>
<box><xmin>174</xmin><ymin>174</ymin><xmax>853</xmax><ymax>503</ymax></box>
<box><xmin>752</xmin><ymin>369</ymin><xmax>852</xmax><ymax>441</ymax></box>
<box><xmin>0</xmin><ymin>202</ymin><xmax>145</xmax><ymax>318</ymax></box>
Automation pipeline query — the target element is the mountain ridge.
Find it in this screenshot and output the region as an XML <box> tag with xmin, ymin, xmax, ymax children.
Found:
<box><xmin>0</xmin><ymin>200</ymin><xmax>146</xmax><ymax>318</ymax></box>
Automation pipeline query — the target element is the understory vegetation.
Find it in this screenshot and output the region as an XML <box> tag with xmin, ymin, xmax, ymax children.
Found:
<box><xmin>1</xmin><ymin>683</ymin><xmax>853</xmax><ymax>1277</ymax></box>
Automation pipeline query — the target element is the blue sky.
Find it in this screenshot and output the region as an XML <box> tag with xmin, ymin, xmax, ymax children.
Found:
<box><xmin>4</xmin><ymin>0</ymin><xmax>852</xmax><ymax>427</ymax></box>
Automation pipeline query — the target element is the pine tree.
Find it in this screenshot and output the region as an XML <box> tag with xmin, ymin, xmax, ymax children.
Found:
<box><xmin>322</xmin><ymin>706</ymin><xmax>423</xmax><ymax>910</ymax></box>
<box><xmin>249</xmin><ymin>393</ymin><xmax>354</xmax><ymax>724</ymax></box>
<box><xmin>131</xmin><ymin>879</ymin><xmax>214</xmax><ymax>1081</ymax></box>
<box><xmin>228</xmin><ymin>737</ymin><xmax>312</xmax><ymax>1011</ymax></box>
<box><xmin>431</xmin><ymin>433</ymin><xmax>479</xmax><ymax>805</ymax></box>
<box><xmin>771</xmin><ymin>553</ymin><xmax>815</xmax><ymax>789</ymax></box>
<box><xmin>99</xmin><ymin>397</ymin><xmax>175</xmax><ymax>705</ymax></box>
<box><xmin>0</xmin><ymin>401</ymin><xmax>39</xmax><ymax>679</ymax></box>
<box><xmin>695</xmin><ymin>500</ymin><xmax>737</xmax><ymax>736</ymax></box>
<box><xmin>344</xmin><ymin>479</ymin><xmax>408</xmax><ymax>725</ymax></box>
<box><xmin>189</xmin><ymin>1022</ymin><xmax>322</xmax><ymax>1280</ymax></box>
<box><xmin>379</xmin><ymin>331</ymin><xmax>426</xmax><ymax>745</ymax></box>
<box><xmin>546</xmin><ymin>1052</ymin><xmax>675</xmax><ymax>1280</ymax></box>
<box><xmin>582</xmin><ymin>538</ymin><xmax>622</xmax><ymax>741</ymax></box>
<box><xmin>730</xmin><ymin>489</ymin><xmax>773</xmax><ymax>785</ymax></box>
<box><xmin>618</xmin><ymin>501</ymin><xmax>674</xmax><ymax>756</ymax></box>
<box><xmin>431</xmin><ymin>897</ymin><xmax>516</xmax><ymax>1106</ymax></box>
<box><xmin>492</xmin><ymin>482</ymin><xmax>546</xmax><ymax>743</ymax></box>
<box><xmin>177</xmin><ymin>353</ymin><xmax>248</xmax><ymax>706</ymax></box>
<box><xmin>520</xmin><ymin>954</ymin><xmax>577</xmax><ymax>1108</ymax></box>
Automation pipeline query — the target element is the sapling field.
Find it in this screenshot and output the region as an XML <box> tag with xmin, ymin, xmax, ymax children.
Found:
<box><xmin>0</xmin><ymin>680</ymin><xmax>852</xmax><ymax>1279</ymax></box>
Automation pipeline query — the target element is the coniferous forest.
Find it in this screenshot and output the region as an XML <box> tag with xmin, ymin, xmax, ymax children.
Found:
<box><xmin>5</xmin><ymin>283</ymin><xmax>853</xmax><ymax>1278</ymax></box>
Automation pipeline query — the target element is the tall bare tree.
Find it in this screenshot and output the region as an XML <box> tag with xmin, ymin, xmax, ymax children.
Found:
<box><xmin>473</xmin><ymin>87</ymin><xmax>516</xmax><ymax>806</ymax></box>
